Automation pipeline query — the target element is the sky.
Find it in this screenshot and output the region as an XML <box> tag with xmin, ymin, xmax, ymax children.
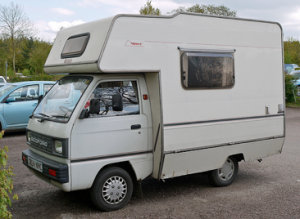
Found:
<box><xmin>1</xmin><ymin>0</ymin><xmax>300</xmax><ymax>42</ymax></box>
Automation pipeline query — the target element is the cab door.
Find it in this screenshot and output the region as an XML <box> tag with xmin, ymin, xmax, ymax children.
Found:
<box><xmin>70</xmin><ymin>78</ymin><xmax>151</xmax><ymax>161</ymax></box>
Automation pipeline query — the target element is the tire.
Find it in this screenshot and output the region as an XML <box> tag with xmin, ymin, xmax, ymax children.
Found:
<box><xmin>90</xmin><ymin>167</ymin><xmax>133</xmax><ymax>212</ymax></box>
<box><xmin>208</xmin><ymin>157</ymin><xmax>239</xmax><ymax>187</ymax></box>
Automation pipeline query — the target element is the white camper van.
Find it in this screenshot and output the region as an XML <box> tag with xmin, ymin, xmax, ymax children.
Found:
<box><xmin>22</xmin><ymin>12</ymin><xmax>285</xmax><ymax>211</ymax></box>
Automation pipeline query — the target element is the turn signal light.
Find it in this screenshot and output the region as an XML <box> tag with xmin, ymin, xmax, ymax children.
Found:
<box><xmin>49</xmin><ymin>169</ymin><xmax>57</xmax><ymax>177</ymax></box>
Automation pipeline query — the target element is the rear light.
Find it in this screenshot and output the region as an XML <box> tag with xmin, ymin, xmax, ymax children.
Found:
<box><xmin>49</xmin><ymin>169</ymin><xmax>57</xmax><ymax>177</ymax></box>
<box><xmin>22</xmin><ymin>156</ymin><xmax>26</xmax><ymax>162</ymax></box>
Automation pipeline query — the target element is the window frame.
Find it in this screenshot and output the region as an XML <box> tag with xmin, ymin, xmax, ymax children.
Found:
<box><xmin>61</xmin><ymin>32</ymin><xmax>90</xmax><ymax>59</ymax></box>
<box><xmin>180</xmin><ymin>49</ymin><xmax>235</xmax><ymax>90</ymax></box>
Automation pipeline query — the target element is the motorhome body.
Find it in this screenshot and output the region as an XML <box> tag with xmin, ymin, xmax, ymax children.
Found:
<box><xmin>22</xmin><ymin>12</ymin><xmax>285</xmax><ymax>211</ymax></box>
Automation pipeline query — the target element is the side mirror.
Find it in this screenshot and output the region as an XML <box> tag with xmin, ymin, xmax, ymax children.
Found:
<box><xmin>79</xmin><ymin>108</ymin><xmax>89</xmax><ymax>119</ymax></box>
<box><xmin>112</xmin><ymin>94</ymin><xmax>123</xmax><ymax>111</ymax></box>
<box><xmin>6</xmin><ymin>97</ymin><xmax>16</xmax><ymax>103</ymax></box>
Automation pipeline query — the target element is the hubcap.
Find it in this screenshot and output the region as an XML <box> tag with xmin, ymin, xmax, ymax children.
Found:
<box><xmin>102</xmin><ymin>176</ymin><xmax>127</xmax><ymax>205</ymax></box>
<box><xmin>218</xmin><ymin>158</ymin><xmax>234</xmax><ymax>181</ymax></box>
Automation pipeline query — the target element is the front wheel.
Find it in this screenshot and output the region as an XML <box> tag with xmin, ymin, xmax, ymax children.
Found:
<box><xmin>208</xmin><ymin>157</ymin><xmax>239</xmax><ymax>187</ymax></box>
<box><xmin>90</xmin><ymin>167</ymin><xmax>133</xmax><ymax>211</ymax></box>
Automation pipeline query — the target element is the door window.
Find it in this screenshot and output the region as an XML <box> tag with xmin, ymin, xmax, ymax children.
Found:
<box><xmin>43</xmin><ymin>84</ymin><xmax>54</xmax><ymax>94</ymax></box>
<box><xmin>8</xmin><ymin>85</ymin><xmax>39</xmax><ymax>101</ymax></box>
<box><xmin>85</xmin><ymin>80</ymin><xmax>140</xmax><ymax>117</ymax></box>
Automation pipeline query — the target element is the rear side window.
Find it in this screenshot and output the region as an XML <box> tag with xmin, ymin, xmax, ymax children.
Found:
<box><xmin>61</xmin><ymin>33</ymin><xmax>90</xmax><ymax>58</ymax></box>
<box><xmin>181</xmin><ymin>52</ymin><xmax>234</xmax><ymax>89</ymax></box>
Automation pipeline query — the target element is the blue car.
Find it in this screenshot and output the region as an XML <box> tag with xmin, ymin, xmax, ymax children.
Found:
<box><xmin>0</xmin><ymin>81</ymin><xmax>55</xmax><ymax>131</ymax></box>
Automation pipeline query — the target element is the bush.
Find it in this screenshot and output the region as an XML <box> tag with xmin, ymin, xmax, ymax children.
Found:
<box><xmin>0</xmin><ymin>131</ymin><xmax>18</xmax><ymax>219</ymax></box>
<box><xmin>285</xmin><ymin>74</ymin><xmax>297</xmax><ymax>102</ymax></box>
<box><xmin>21</xmin><ymin>69</ymin><xmax>31</xmax><ymax>76</ymax></box>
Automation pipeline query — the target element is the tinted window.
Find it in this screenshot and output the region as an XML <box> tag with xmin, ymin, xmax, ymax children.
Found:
<box><xmin>182</xmin><ymin>52</ymin><xmax>234</xmax><ymax>89</ymax></box>
<box><xmin>61</xmin><ymin>33</ymin><xmax>89</xmax><ymax>58</ymax></box>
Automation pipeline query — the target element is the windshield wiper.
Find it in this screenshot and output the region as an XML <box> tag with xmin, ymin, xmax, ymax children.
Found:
<box><xmin>32</xmin><ymin>113</ymin><xmax>52</xmax><ymax>123</ymax></box>
<box><xmin>37</xmin><ymin>113</ymin><xmax>51</xmax><ymax>118</ymax></box>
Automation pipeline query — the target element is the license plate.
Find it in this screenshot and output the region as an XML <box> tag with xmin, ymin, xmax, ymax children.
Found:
<box><xmin>28</xmin><ymin>157</ymin><xmax>43</xmax><ymax>173</ymax></box>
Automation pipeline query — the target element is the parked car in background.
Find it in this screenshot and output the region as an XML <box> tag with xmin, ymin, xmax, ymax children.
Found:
<box><xmin>0</xmin><ymin>83</ymin><xmax>8</xmax><ymax>88</ymax></box>
<box><xmin>0</xmin><ymin>76</ymin><xmax>7</xmax><ymax>83</ymax></box>
<box><xmin>284</xmin><ymin>64</ymin><xmax>300</xmax><ymax>75</ymax></box>
<box><xmin>16</xmin><ymin>73</ymin><xmax>27</xmax><ymax>78</ymax></box>
<box><xmin>295</xmin><ymin>79</ymin><xmax>300</xmax><ymax>96</ymax></box>
<box><xmin>0</xmin><ymin>81</ymin><xmax>55</xmax><ymax>131</ymax></box>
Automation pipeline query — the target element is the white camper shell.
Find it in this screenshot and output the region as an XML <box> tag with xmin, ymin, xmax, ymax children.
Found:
<box><xmin>22</xmin><ymin>13</ymin><xmax>285</xmax><ymax>211</ymax></box>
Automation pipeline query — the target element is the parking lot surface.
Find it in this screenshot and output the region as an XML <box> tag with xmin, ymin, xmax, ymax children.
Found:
<box><xmin>2</xmin><ymin>107</ymin><xmax>300</xmax><ymax>219</ymax></box>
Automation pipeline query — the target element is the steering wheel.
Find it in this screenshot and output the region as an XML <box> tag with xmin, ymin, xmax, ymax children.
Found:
<box><xmin>59</xmin><ymin>106</ymin><xmax>72</xmax><ymax>113</ymax></box>
<box><xmin>99</xmin><ymin>99</ymin><xmax>109</xmax><ymax>115</ymax></box>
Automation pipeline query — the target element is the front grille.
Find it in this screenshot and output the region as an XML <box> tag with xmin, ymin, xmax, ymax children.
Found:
<box><xmin>28</xmin><ymin>131</ymin><xmax>53</xmax><ymax>154</ymax></box>
<box><xmin>27</xmin><ymin>130</ymin><xmax>69</xmax><ymax>158</ymax></box>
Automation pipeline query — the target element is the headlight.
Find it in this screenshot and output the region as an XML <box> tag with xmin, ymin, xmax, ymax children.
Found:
<box><xmin>55</xmin><ymin>140</ymin><xmax>63</xmax><ymax>153</ymax></box>
<box><xmin>27</xmin><ymin>131</ymin><xmax>31</xmax><ymax>142</ymax></box>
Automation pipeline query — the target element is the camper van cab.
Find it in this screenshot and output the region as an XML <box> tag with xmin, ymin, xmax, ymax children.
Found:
<box><xmin>22</xmin><ymin>13</ymin><xmax>285</xmax><ymax>211</ymax></box>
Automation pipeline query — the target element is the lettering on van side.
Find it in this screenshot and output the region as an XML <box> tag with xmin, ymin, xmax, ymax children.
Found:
<box><xmin>64</xmin><ymin>59</ymin><xmax>72</xmax><ymax>64</ymax></box>
<box><xmin>30</xmin><ymin>137</ymin><xmax>48</xmax><ymax>147</ymax></box>
<box><xmin>125</xmin><ymin>40</ymin><xmax>144</xmax><ymax>47</ymax></box>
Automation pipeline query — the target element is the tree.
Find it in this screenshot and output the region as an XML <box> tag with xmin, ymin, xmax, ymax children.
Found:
<box><xmin>28</xmin><ymin>40</ymin><xmax>52</xmax><ymax>74</ymax></box>
<box><xmin>140</xmin><ymin>0</ymin><xmax>161</xmax><ymax>16</ymax></box>
<box><xmin>21</xmin><ymin>37</ymin><xmax>35</xmax><ymax>71</ymax></box>
<box><xmin>0</xmin><ymin>2</ymin><xmax>37</xmax><ymax>74</ymax></box>
<box><xmin>284</xmin><ymin>37</ymin><xmax>300</xmax><ymax>65</ymax></box>
<box><xmin>0</xmin><ymin>38</ymin><xmax>9</xmax><ymax>76</ymax></box>
<box><xmin>169</xmin><ymin>4</ymin><xmax>237</xmax><ymax>17</ymax></box>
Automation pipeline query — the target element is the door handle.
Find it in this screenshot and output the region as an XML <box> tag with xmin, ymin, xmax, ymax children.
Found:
<box><xmin>131</xmin><ymin>124</ymin><xmax>141</xmax><ymax>130</ymax></box>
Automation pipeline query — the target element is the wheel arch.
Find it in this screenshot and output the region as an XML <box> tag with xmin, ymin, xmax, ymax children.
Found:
<box><xmin>93</xmin><ymin>161</ymin><xmax>137</xmax><ymax>186</ymax></box>
<box><xmin>229</xmin><ymin>153</ymin><xmax>245</xmax><ymax>162</ymax></box>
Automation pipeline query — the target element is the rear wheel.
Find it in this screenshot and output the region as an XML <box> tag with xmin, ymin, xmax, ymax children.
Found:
<box><xmin>208</xmin><ymin>157</ymin><xmax>238</xmax><ymax>187</ymax></box>
<box><xmin>90</xmin><ymin>167</ymin><xmax>133</xmax><ymax>211</ymax></box>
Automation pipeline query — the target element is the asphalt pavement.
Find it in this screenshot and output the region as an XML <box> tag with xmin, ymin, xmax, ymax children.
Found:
<box><xmin>2</xmin><ymin>107</ymin><xmax>300</xmax><ymax>219</ymax></box>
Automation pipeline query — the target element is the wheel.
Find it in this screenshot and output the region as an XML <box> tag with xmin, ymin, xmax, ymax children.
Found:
<box><xmin>90</xmin><ymin>167</ymin><xmax>133</xmax><ymax>211</ymax></box>
<box><xmin>59</xmin><ymin>106</ymin><xmax>72</xmax><ymax>113</ymax></box>
<box><xmin>208</xmin><ymin>157</ymin><xmax>238</xmax><ymax>187</ymax></box>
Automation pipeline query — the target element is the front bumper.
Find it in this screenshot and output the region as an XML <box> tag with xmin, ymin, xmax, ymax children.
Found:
<box><xmin>22</xmin><ymin>149</ymin><xmax>69</xmax><ymax>184</ymax></box>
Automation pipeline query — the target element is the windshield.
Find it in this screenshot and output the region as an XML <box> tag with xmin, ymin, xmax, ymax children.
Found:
<box><xmin>0</xmin><ymin>85</ymin><xmax>17</xmax><ymax>98</ymax></box>
<box><xmin>33</xmin><ymin>76</ymin><xmax>92</xmax><ymax>122</ymax></box>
